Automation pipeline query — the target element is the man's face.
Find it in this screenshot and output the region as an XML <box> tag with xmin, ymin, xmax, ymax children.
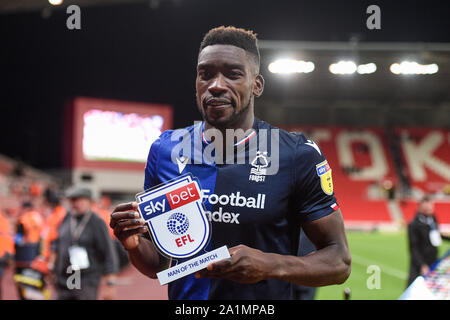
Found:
<box><xmin>419</xmin><ymin>200</ymin><xmax>434</xmax><ymax>216</ymax></box>
<box><xmin>70</xmin><ymin>197</ymin><xmax>91</xmax><ymax>215</ymax></box>
<box><xmin>196</xmin><ymin>44</ymin><xmax>262</xmax><ymax>128</ymax></box>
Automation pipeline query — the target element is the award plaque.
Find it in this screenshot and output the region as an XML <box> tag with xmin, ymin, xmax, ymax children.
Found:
<box><xmin>136</xmin><ymin>174</ymin><xmax>230</xmax><ymax>285</ymax></box>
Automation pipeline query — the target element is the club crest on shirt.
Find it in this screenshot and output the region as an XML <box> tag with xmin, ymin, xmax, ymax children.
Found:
<box><xmin>249</xmin><ymin>151</ymin><xmax>269</xmax><ymax>182</ymax></box>
<box><xmin>316</xmin><ymin>160</ymin><xmax>333</xmax><ymax>195</ymax></box>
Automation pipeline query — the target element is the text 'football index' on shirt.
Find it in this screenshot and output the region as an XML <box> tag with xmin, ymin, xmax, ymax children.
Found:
<box><xmin>136</xmin><ymin>173</ymin><xmax>230</xmax><ymax>285</ymax></box>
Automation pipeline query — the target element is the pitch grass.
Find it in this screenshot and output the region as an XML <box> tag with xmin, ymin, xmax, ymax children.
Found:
<box><xmin>316</xmin><ymin>230</ymin><xmax>450</xmax><ymax>300</ymax></box>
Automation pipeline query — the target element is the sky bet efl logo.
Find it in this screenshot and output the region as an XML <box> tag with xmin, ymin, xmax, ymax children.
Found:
<box><xmin>136</xmin><ymin>175</ymin><xmax>210</xmax><ymax>259</ymax></box>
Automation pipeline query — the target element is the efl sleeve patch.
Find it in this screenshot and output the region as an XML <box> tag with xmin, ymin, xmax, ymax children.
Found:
<box><xmin>316</xmin><ymin>160</ymin><xmax>333</xmax><ymax>195</ymax></box>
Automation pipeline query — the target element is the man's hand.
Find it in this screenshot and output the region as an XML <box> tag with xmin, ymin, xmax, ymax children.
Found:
<box><xmin>45</xmin><ymin>271</ymin><xmax>57</xmax><ymax>286</ymax></box>
<box><xmin>110</xmin><ymin>202</ymin><xmax>170</xmax><ymax>279</ymax></box>
<box><xmin>194</xmin><ymin>245</ymin><xmax>276</xmax><ymax>283</ymax></box>
<box><xmin>421</xmin><ymin>264</ymin><xmax>430</xmax><ymax>276</ymax></box>
<box><xmin>110</xmin><ymin>202</ymin><xmax>147</xmax><ymax>251</ymax></box>
<box><xmin>102</xmin><ymin>285</ymin><xmax>117</xmax><ymax>300</ymax></box>
<box><xmin>196</xmin><ymin>210</ymin><xmax>351</xmax><ymax>287</ymax></box>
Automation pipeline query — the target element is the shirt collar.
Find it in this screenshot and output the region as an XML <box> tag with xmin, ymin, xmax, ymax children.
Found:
<box><xmin>417</xmin><ymin>213</ymin><xmax>434</xmax><ymax>225</ymax></box>
<box><xmin>201</xmin><ymin>118</ymin><xmax>259</xmax><ymax>147</ymax></box>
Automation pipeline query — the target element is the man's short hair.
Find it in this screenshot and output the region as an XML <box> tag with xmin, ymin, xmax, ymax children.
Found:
<box><xmin>419</xmin><ymin>195</ymin><xmax>432</xmax><ymax>203</ymax></box>
<box><xmin>199</xmin><ymin>26</ymin><xmax>260</xmax><ymax>72</ymax></box>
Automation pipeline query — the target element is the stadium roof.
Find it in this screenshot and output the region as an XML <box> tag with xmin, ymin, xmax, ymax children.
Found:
<box><xmin>256</xmin><ymin>40</ymin><xmax>450</xmax><ymax>127</ymax></box>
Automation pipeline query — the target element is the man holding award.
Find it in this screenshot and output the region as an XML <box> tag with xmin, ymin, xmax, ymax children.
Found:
<box><xmin>110</xmin><ymin>26</ymin><xmax>351</xmax><ymax>300</ymax></box>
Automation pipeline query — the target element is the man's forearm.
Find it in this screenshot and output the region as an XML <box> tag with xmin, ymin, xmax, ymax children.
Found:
<box><xmin>269</xmin><ymin>244</ymin><xmax>351</xmax><ymax>287</ymax></box>
<box><xmin>128</xmin><ymin>236</ymin><xmax>171</xmax><ymax>279</ymax></box>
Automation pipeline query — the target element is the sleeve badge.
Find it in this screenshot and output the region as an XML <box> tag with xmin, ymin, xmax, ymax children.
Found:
<box><xmin>316</xmin><ymin>160</ymin><xmax>334</xmax><ymax>195</ymax></box>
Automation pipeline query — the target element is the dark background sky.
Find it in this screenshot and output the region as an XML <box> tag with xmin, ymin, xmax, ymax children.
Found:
<box><xmin>1</xmin><ymin>0</ymin><xmax>449</xmax><ymax>169</ymax></box>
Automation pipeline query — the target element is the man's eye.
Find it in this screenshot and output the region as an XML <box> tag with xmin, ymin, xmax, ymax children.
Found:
<box><xmin>228</xmin><ymin>71</ymin><xmax>243</xmax><ymax>79</ymax></box>
<box><xmin>199</xmin><ymin>71</ymin><xmax>212</xmax><ymax>79</ymax></box>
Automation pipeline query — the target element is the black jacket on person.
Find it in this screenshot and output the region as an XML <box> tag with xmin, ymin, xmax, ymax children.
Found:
<box><xmin>407</xmin><ymin>212</ymin><xmax>446</xmax><ymax>286</ymax></box>
<box><xmin>53</xmin><ymin>211</ymin><xmax>119</xmax><ymax>289</ymax></box>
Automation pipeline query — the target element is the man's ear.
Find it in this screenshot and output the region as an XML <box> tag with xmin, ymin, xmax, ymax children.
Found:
<box><xmin>253</xmin><ymin>74</ymin><xmax>265</xmax><ymax>98</ymax></box>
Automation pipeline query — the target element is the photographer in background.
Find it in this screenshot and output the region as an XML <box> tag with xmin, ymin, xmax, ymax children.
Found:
<box><xmin>407</xmin><ymin>195</ymin><xmax>450</xmax><ymax>286</ymax></box>
<box><xmin>53</xmin><ymin>187</ymin><xmax>118</xmax><ymax>300</ymax></box>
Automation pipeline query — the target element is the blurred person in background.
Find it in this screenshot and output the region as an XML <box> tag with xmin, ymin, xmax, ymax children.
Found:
<box><xmin>94</xmin><ymin>195</ymin><xmax>129</xmax><ymax>271</ymax></box>
<box><xmin>14</xmin><ymin>201</ymin><xmax>47</xmax><ymax>299</ymax></box>
<box><xmin>93</xmin><ymin>195</ymin><xmax>115</xmax><ymax>240</ymax></box>
<box><xmin>30</xmin><ymin>190</ymin><xmax>67</xmax><ymax>277</ymax></box>
<box><xmin>407</xmin><ymin>195</ymin><xmax>450</xmax><ymax>286</ymax></box>
<box><xmin>52</xmin><ymin>187</ymin><xmax>118</xmax><ymax>300</ymax></box>
<box><xmin>0</xmin><ymin>210</ymin><xmax>15</xmax><ymax>299</ymax></box>
<box><xmin>29</xmin><ymin>181</ymin><xmax>42</xmax><ymax>199</ymax></box>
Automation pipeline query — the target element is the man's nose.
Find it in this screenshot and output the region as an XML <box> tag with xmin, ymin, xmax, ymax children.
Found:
<box><xmin>208</xmin><ymin>74</ymin><xmax>227</xmax><ymax>95</ymax></box>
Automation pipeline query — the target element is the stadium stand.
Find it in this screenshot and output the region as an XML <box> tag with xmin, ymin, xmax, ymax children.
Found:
<box><xmin>396</xmin><ymin>128</ymin><xmax>450</xmax><ymax>226</ymax></box>
<box><xmin>285</xmin><ymin>126</ymin><xmax>396</xmax><ymax>227</ymax></box>
<box><xmin>0</xmin><ymin>154</ymin><xmax>60</xmax><ymax>217</ymax></box>
<box><xmin>284</xmin><ymin>126</ymin><xmax>450</xmax><ymax>229</ymax></box>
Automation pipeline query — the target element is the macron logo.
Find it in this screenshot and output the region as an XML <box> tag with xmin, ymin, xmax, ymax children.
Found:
<box><xmin>176</xmin><ymin>156</ymin><xmax>189</xmax><ymax>174</ymax></box>
<box><xmin>305</xmin><ymin>140</ymin><xmax>321</xmax><ymax>155</ymax></box>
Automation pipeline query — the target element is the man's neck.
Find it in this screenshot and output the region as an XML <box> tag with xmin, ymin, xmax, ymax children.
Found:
<box><xmin>204</xmin><ymin>111</ymin><xmax>255</xmax><ymax>146</ymax></box>
<box><xmin>72</xmin><ymin>211</ymin><xmax>89</xmax><ymax>218</ymax></box>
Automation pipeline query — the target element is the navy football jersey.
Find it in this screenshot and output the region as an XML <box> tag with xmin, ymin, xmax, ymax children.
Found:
<box><xmin>144</xmin><ymin>118</ymin><xmax>339</xmax><ymax>300</ymax></box>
